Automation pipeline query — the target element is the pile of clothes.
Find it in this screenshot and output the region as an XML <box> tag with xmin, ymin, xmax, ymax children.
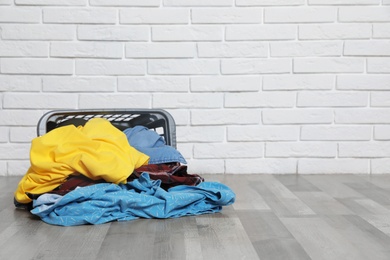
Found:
<box><xmin>14</xmin><ymin>118</ymin><xmax>235</xmax><ymax>226</ymax></box>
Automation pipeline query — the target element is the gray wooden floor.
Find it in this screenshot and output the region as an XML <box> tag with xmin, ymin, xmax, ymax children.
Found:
<box><xmin>2</xmin><ymin>174</ymin><xmax>390</xmax><ymax>260</ymax></box>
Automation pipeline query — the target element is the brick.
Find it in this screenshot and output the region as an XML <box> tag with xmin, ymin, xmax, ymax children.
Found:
<box><xmin>263</xmin><ymin>75</ymin><xmax>334</xmax><ymax>90</ymax></box>
<box><xmin>225</xmin><ymin>92</ymin><xmax>295</xmax><ymax>108</ymax></box>
<box><xmin>0</xmin><ymin>144</ymin><xmax>30</xmax><ymax>159</ymax></box>
<box><xmin>43</xmin><ymin>77</ymin><xmax>116</xmax><ymax>92</ymax></box>
<box><xmin>226</xmin><ymin>25</ymin><xmax>296</xmax><ymax>41</ymax></box>
<box><xmin>263</xmin><ymin>109</ymin><xmax>333</xmax><ymax>124</ymax></box>
<box><xmin>335</xmin><ymin>109</ymin><xmax>390</xmax><ymax>124</ymax></box>
<box><xmin>78</xmin><ymin>25</ymin><xmax>148</xmax><ymax>41</ymax></box>
<box><xmin>91</xmin><ymin>0</ymin><xmax>160</xmax><ymax>6</ymax></box>
<box><xmin>126</xmin><ymin>43</ymin><xmax>196</xmax><ymax>58</ymax></box>
<box><xmin>120</xmin><ymin>9</ymin><xmax>188</xmax><ymax>24</ymax></box>
<box><xmin>372</xmin><ymin>159</ymin><xmax>390</xmax><ymax>174</ymax></box>
<box><xmin>0</xmin><ymin>76</ymin><xmax>41</xmax><ymax>91</ymax></box>
<box><xmin>1</xmin><ymin>59</ymin><xmax>73</xmax><ymax>75</ymax></box>
<box><xmin>10</xmin><ymin>127</ymin><xmax>36</xmax><ymax>143</ymax></box>
<box><xmin>148</xmin><ymin>59</ymin><xmax>219</xmax><ymax>75</ymax></box>
<box><xmin>76</xmin><ymin>59</ymin><xmax>145</xmax><ymax>76</ymax></box>
<box><xmin>4</xmin><ymin>93</ymin><xmax>78</xmax><ymax>109</ymax></box>
<box><xmin>7</xmin><ymin>160</ymin><xmax>30</xmax><ymax>176</ymax></box>
<box><xmin>0</xmin><ymin>41</ymin><xmax>48</xmax><ymax>57</ymax></box>
<box><xmin>266</xmin><ymin>142</ymin><xmax>337</xmax><ymax>158</ymax></box>
<box><xmin>297</xmin><ymin>92</ymin><xmax>368</xmax><ymax>107</ymax></box>
<box><xmin>190</xmin><ymin>160</ymin><xmax>227</xmax><ymax>175</ymax></box>
<box><xmin>264</xmin><ymin>7</ymin><xmax>336</xmax><ymax>23</ymax></box>
<box><xmin>337</xmin><ymin>75</ymin><xmax>390</xmax><ymax>90</ymax></box>
<box><xmin>0</xmin><ymin>161</ymin><xmax>6</xmax><ymax>176</ymax></box>
<box><xmin>0</xmin><ymin>0</ymin><xmax>12</xmax><ymax>5</ymax></box>
<box><xmin>15</xmin><ymin>0</ymin><xmax>87</xmax><ymax>5</ymax></box>
<box><xmin>51</xmin><ymin>42</ymin><xmax>123</xmax><ymax>58</ymax></box>
<box><xmin>373</xmin><ymin>24</ymin><xmax>390</xmax><ymax>39</ymax></box>
<box><xmin>166</xmin><ymin>109</ymin><xmax>190</xmax><ymax>126</ymax></box>
<box><xmin>176</xmin><ymin>126</ymin><xmax>225</xmax><ymax>142</ymax></box>
<box><xmin>0</xmin><ymin>110</ymin><xmax>43</xmax><ymax>126</ymax></box>
<box><xmin>152</xmin><ymin>25</ymin><xmax>223</xmax><ymax>41</ymax></box>
<box><xmin>43</xmin><ymin>8</ymin><xmax>117</xmax><ymax>24</ymax></box>
<box><xmin>270</xmin><ymin>41</ymin><xmax>342</xmax><ymax>57</ymax></box>
<box><xmin>374</xmin><ymin>126</ymin><xmax>390</xmax><ymax>140</ymax></box>
<box><xmin>339</xmin><ymin>142</ymin><xmax>390</xmax><ymax>158</ymax></box>
<box><xmin>1</xmin><ymin>25</ymin><xmax>75</xmax><ymax>40</ymax></box>
<box><xmin>339</xmin><ymin>7</ymin><xmax>390</xmax><ymax>22</ymax></box>
<box><xmin>344</xmin><ymin>40</ymin><xmax>390</xmax><ymax>56</ymax></box>
<box><xmin>294</xmin><ymin>58</ymin><xmax>364</xmax><ymax>73</ymax></box>
<box><xmin>228</xmin><ymin>126</ymin><xmax>299</xmax><ymax>141</ymax></box>
<box><xmin>194</xmin><ymin>142</ymin><xmax>264</xmax><ymax>159</ymax></box>
<box><xmin>192</xmin><ymin>8</ymin><xmax>262</xmax><ymax>24</ymax></box>
<box><xmin>222</xmin><ymin>59</ymin><xmax>291</xmax><ymax>74</ymax></box>
<box><xmin>163</xmin><ymin>0</ymin><xmax>233</xmax><ymax>6</ymax></box>
<box><xmin>298</xmin><ymin>159</ymin><xmax>369</xmax><ymax>174</ymax></box>
<box><xmin>367</xmin><ymin>58</ymin><xmax>390</xmax><ymax>73</ymax></box>
<box><xmin>153</xmin><ymin>93</ymin><xmax>223</xmax><ymax>108</ymax></box>
<box><xmin>308</xmin><ymin>0</ymin><xmax>379</xmax><ymax>4</ymax></box>
<box><xmin>301</xmin><ymin>126</ymin><xmax>371</xmax><ymax>141</ymax></box>
<box><xmin>185</xmin><ymin>159</ymin><xmax>225</xmax><ymax>174</ymax></box>
<box><xmin>0</xmin><ymin>127</ymin><xmax>8</xmax><ymax>143</ymax></box>
<box><xmin>79</xmin><ymin>94</ymin><xmax>151</xmax><ymax>109</ymax></box>
<box><xmin>191</xmin><ymin>109</ymin><xmax>261</xmax><ymax>125</ymax></box>
<box><xmin>0</xmin><ymin>7</ymin><xmax>40</xmax><ymax>23</ymax></box>
<box><xmin>371</xmin><ymin>92</ymin><xmax>390</xmax><ymax>107</ymax></box>
<box><xmin>190</xmin><ymin>76</ymin><xmax>261</xmax><ymax>92</ymax></box>
<box><xmin>118</xmin><ymin>77</ymin><xmax>189</xmax><ymax>92</ymax></box>
<box><xmin>176</xmin><ymin>143</ymin><xmax>192</xmax><ymax>159</ymax></box>
<box><xmin>299</xmin><ymin>24</ymin><xmax>372</xmax><ymax>40</ymax></box>
<box><xmin>198</xmin><ymin>42</ymin><xmax>268</xmax><ymax>58</ymax></box>
<box><xmin>226</xmin><ymin>158</ymin><xmax>297</xmax><ymax>174</ymax></box>
<box><xmin>236</xmin><ymin>0</ymin><xmax>304</xmax><ymax>6</ymax></box>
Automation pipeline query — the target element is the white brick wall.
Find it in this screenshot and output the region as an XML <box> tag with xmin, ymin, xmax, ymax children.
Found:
<box><xmin>1</xmin><ymin>2</ymin><xmax>390</xmax><ymax>175</ymax></box>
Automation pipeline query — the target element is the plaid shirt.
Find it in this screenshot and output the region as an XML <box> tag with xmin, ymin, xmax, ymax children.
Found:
<box><xmin>130</xmin><ymin>164</ymin><xmax>204</xmax><ymax>190</ymax></box>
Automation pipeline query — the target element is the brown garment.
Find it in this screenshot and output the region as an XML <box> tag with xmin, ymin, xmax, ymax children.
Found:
<box><xmin>130</xmin><ymin>164</ymin><xmax>204</xmax><ymax>190</ymax></box>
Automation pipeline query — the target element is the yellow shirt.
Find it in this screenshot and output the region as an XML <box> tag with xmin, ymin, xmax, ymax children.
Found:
<box><xmin>15</xmin><ymin>118</ymin><xmax>149</xmax><ymax>204</ymax></box>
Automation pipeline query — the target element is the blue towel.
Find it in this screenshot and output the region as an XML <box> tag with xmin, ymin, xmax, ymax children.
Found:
<box><xmin>31</xmin><ymin>173</ymin><xmax>235</xmax><ymax>226</ymax></box>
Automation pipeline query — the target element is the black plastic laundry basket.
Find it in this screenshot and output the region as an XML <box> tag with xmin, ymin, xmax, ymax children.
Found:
<box><xmin>37</xmin><ymin>109</ymin><xmax>177</xmax><ymax>148</ymax></box>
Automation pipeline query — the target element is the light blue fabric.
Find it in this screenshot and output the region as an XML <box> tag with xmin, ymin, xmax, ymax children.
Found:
<box><xmin>33</xmin><ymin>193</ymin><xmax>63</xmax><ymax>212</ymax></box>
<box><xmin>30</xmin><ymin>173</ymin><xmax>235</xmax><ymax>226</ymax></box>
<box><xmin>123</xmin><ymin>126</ymin><xmax>187</xmax><ymax>164</ymax></box>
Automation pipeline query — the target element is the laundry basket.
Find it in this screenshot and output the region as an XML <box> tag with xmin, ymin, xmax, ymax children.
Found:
<box><xmin>37</xmin><ymin>109</ymin><xmax>177</xmax><ymax>148</ymax></box>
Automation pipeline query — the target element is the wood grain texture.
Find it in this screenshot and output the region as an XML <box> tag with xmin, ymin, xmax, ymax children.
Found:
<box><xmin>2</xmin><ymin>174</ymin><xmax>390</xmax><ymax>260</ymax></box>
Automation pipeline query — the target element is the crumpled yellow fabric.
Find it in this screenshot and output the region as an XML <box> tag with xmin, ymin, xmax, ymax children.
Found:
<box><xmin>15</xmin><ymin>118</ymin><xmax>149</xmax><ymax>204</ymax></box>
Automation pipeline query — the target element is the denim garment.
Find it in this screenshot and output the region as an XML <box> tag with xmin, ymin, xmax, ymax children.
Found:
<box><xmin>123</xmin><ymin>126</ymin><xmax>187</xmax><ymax>164</ymax></box>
